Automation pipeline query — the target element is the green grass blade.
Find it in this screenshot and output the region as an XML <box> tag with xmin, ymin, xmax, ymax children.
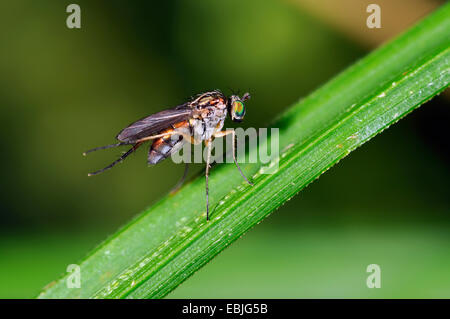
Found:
<box><xmin>39</xmin><ymin>4</ymin><xmax>450</xmax><ymax>299</ymax></box>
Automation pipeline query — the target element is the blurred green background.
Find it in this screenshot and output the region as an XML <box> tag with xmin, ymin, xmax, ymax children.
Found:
<box><xmin>0</xmin><ymin>0</ymin><xmax>448</xmax><ymax>298</ymax></box>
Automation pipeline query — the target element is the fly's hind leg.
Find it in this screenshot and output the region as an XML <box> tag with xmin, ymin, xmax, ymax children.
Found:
<box><xmin>170</xmin><ymin>162</ymin><xmax>189</xmax><ymax>195</ymax></box>
<box><xmin>83</xmin><ymin>142</ymin><xmax>130</xmax><ymax>156</ymax></box>
<box><xmin>87</xmin><ymin>142</ymin><xmax>144</xmax><ymax>176</ymax></box>
<box><xmin>136</xmin><ymin>131</ymin><xmax>186</xmax><ymax>143</ymax></box>
<box><xmin>137</xmin><ymin>127</ymin><xmax>201</xmax><ymax>145</ymax></box>
<box><xmin>140</xmin><ymin>128</ymin><xmax>198</xmax><ymax>195</ymax></box>
<box><xmin>214</xmin><ymin>129</ymin><xmax>253</xmax><ymax>186</ymax></box>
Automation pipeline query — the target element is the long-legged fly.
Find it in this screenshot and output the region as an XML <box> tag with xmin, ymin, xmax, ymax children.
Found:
<box><xmin>84</xmin><ymin>90</ymin><xmax>253</xmax><ymax>220</ymax></box>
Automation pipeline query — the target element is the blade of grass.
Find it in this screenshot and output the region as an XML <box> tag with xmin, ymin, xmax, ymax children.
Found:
<box><xmin>39</xmin><ymin>4</ymin><xmax>450</xmax><ymax>298</ymax></box>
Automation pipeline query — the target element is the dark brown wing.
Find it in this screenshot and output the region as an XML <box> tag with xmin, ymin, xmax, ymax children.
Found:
<box><xmin>116</xmin><ymin>103</ymin><xmax>193</xmax><ymax>143</ymax></box>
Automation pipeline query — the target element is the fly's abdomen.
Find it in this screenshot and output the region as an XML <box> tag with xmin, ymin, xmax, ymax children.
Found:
<box><xmin>148</xmin><ymin>121</ymin><xmax>189</xmax><ymax>165</ymax></box>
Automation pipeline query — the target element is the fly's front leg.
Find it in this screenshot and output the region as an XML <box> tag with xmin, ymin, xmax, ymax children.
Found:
<box><xmin>214</xmin><ymin>129</ymin><xmax>253</xmax><ymax>186</ymax></box>
<box><xmin>205</xmin><ymin>139</ymin><xmax>212</xmax><ymax>221</ymax></box>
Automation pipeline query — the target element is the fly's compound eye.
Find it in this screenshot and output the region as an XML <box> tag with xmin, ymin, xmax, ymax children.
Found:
<box><xmin>232</xmin><ymin>100</ymin><xmax>245</xmax><ymax>122</ymax></box>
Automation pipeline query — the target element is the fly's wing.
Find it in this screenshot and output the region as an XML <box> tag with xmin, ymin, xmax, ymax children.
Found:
<box><xmin>116</xmin><ymin>103</ymin><xmax>193</xmax><ymax>143</ymax></box>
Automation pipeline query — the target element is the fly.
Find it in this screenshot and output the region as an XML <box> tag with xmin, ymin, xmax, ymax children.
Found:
<box><xmin>83</xmin><ymin>90</ymin><xmax>253</xmax><ymax>221</ymax></box>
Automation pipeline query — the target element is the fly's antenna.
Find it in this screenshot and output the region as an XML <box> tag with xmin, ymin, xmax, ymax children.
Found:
<box><xmin>242</xmin><ymin>92</ymin><xmax>251</xmax><ymax>101</ymax></box>
<box><xmin>83</xmin><ymin>142</ymin><xmax>130</xmax><ymax>156</ymax></box>
<box><xmin>87</xmin><ymin>142</ymin><xmax>143</xmax><ymax>176</ymax></box>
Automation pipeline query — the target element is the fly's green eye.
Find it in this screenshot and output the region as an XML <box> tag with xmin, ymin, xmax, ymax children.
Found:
<box><xmin>233</xmin><ymin>101</ymin><xmax>245</xmax><ymax>117</ymax></box>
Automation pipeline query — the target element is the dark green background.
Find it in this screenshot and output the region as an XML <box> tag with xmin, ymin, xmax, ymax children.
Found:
<box><xmin>0</xmin><ymin>1</ymin><xmax>448</xmax><ymax>298</ymax></box>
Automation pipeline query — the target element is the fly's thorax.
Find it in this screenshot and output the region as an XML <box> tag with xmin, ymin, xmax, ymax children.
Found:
<box><xmin>191</xmin><ymin>90</ymin><xmax>227</xmax><ymax>108</ymax></box>
<box><xmin>188</xmin><ymin>90</ymin><xmax>228</xmax><ymax>141</ymax></box>
<box><xmin>190</xmin><ymin>106</ymin><xmax>227</xmax><ymax>141</ymax></box>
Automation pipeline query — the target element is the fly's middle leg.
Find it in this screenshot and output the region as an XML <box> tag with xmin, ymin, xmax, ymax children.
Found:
<box><xmin>205</xmin><ymin>139</ymin><xmax>212</xmax><ymax>221</ymax></box>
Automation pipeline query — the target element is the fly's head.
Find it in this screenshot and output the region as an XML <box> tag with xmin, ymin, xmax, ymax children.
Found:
<box><xmin>228</xmin><ymin>92</ymin><xmax>250</xmax><ymax>122</ymax></box>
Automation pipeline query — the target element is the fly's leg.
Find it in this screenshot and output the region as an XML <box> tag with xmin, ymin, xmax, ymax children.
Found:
<box><xmin>170</xmin><ymin>163</ymin><xmax>189</xmax><ymax>195</ymax></box>
<box><xmin>138</xmin><ymin>129</ymin><xmax>199</xmax><ymax>194</ymax></box>
<box><xmin>214</xmin><ymin>130</ymin><xmax>253</xmax><ymax>186</ymax></box>
<box><xmin>137</xmin><ymin>128</ymin><xmax>201</xmax><ymax>145</ymax></box>
<box><xmin>86</xmin><ymin>132</ymin><xmax>182</xmax><ymax>176</ymax></box>
<box><xmin>136</xmin><ymin>131</ymin><xmax>182</xmax><ymax>143</ymax></box>
<box><xmin>170</xmin><ymin>122</ymin><xmax>193</xmax><ymax>194</ymax></box>
<box><xmin>83</xmin><ymin>142</ymin><xmax>130</xmax><ymax>156</ymax></box>
<box><xmin>83</xmin><ymin>132</ymin><xmax>179</xmax><ymax>158</ymax></box>
<box><xmin>205</xmin><ymin>139</ymin><xmax>212</xmax><ymax>221</ymax></box>
<box><xmin>87</xmin><ymin>142</ymin><xmax>144</xmax><ymax>176</ymax></box>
